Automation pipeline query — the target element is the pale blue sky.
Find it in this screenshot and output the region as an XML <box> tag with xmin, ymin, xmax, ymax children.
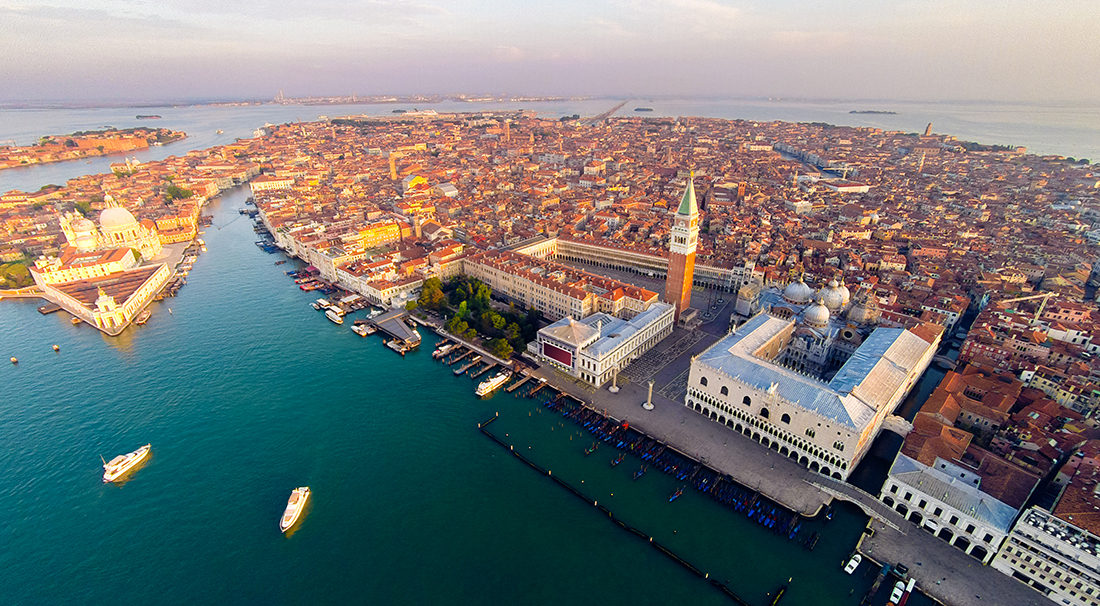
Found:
<box><xmin>0</xmin><ymin>0</ymin><xmax>1096</xmax><ymax>103</ymax></box>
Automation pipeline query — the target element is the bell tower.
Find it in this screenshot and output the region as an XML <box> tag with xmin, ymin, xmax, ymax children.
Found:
<box><xmin>664</xmin><ymin>172</ymin><xmax>699</xmax><ymax>321</ymax></box>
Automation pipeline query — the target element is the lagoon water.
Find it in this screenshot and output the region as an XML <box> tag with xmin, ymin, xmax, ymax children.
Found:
<box><xmin>0</xmin><ymin>97</ymin><xmax>1065</xmax><ymax>604</ymax></box>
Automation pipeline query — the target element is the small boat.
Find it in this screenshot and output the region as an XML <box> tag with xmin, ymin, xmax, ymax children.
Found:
<box><xmin>769</xmin><ymin>577</ymin><xmax>791</xmax><ymax>606</ymax></box>
<box><xmin>280</xmin><ymin>486</ymin><xmax>310</xmax><ymax>533</ymax></box>
<box><xmin>71</xmin><ymin>317</ymin><xmax>82</xmax><ymax>325</ymax></box>
<box><xmin>610</xmin><ymin>453</ymin><xmax>625</xmax><ymax>467</ymax></box>
<box><xmin>843</xmin><ymin>553</ymin><xmax>861</xmax><ymax>574</ymax></box>
<box><xmin>433</xmin><ymin>343</ymin><xmax>458</xmax><ymax>359</ymax></box>
<box><xmin>475</xmin><ymin>371</ymin><xmax>511</xmax><ymax>397</ymax></box>
<box><xmin>583</xmin><ymin>442</ymin><xmax>599</xmax><ymax>456</ymax></box>
<box><xmin>385</xmin><ymin>339</ymin><xmax>409</xmax><ymax>355</ymax></box>
<box><xmin>669</xmin><ymin>487</ymin><xmax>684</xmax><ymax>502</ymax></box>
<box><xmin>633</xmin><ymin>466</ymin><xmax>647</xmax><ymax>480</ymax></box>
<box><xmin>133</xmin><ymin>309</ymin><xmax>151</xmax><ymax>325</ymax></box>
<box><xmin>215</xmin><ymin>129</ymin><xmax>224</xmax><ymax>134</ymax></box>
<box><xmin>9</xmin><ymin>357</ymin><xmax>17</xmax><ymax>364</ymax></box>
<box><xmin>351</xmin><ymin>324</ymin><xmax>376</xmax><ymax>337</ymax></box>
<box><xmin>325</xmin><ymin>309</ymin><xmax>344</xmax><ymax>325</ymax></box>
<box><xmin>102</xmin><ymin>443</ymin><xmax>151</xmax><ymax>482</ymax></box>
<box><xmin>274</xmin><ymin>260</ymin><xmax>286</xmax><ymax>266</ymax></box>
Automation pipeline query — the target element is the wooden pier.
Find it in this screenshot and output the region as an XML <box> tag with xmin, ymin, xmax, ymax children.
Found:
<box><xmin>470</xmin><ymin>363</ymin><xmax>494</xmax><ymax>379</ymax></box>
<box><xmin>448</xmin><ymin>349</ymin><xmax>474</xmax><ymax>365</ymax></box>
<box><xmin>454</xmin><ymin>356</ymin><xmax>482</xmax><ymax>376</ymax></box>
<box><xmin>506</xmin><ymin>374</ymin><xmax>532</xmax><ymax>393</ymax></box>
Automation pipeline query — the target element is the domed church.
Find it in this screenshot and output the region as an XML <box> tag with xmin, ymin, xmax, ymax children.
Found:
<box><xmin>59</xmin><ymin>196</ymin><xmax>162</xmax><ymax>260</ymax></box>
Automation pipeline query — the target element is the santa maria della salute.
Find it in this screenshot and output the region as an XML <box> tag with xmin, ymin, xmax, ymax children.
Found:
<box><xmin>58</xmin><ymin>195</ymin><xmax>163</xmax><ymax>260</ymax></box>
<box><xmin>28</xmin><ymin>196</ymin><xmax>176</xmax><ymax>335</ymax></box>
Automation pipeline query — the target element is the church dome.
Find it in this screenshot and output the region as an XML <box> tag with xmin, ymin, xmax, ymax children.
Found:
<box><xmin>100</xmin><ymin>206</ymin><xmax>138</xmax><ymax>232</ymax></box>
<box><xmin>803</xmin><ymin>298</ymin><xmax>830</xmax><ymax>328</ymax></box>
<box><xmin>837</xmin><ymin>280</ymin><xmax>851</xmax><ymax>306</ymax></box>
<box><xmin>819</xmin><ymin>279</ymin><xmax>846</xmax><ymax>310</ymax></box>
<box><xmin>783</xmin><ymin>279</ymin><xmax>813</xmax><ymax>304</ymax></box>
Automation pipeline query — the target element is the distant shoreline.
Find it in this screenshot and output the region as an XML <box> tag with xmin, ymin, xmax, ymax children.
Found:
<box><xmin>849</xmin><ymin>110</ymin><xmax>897</xmax><ymax>115</ymax></box>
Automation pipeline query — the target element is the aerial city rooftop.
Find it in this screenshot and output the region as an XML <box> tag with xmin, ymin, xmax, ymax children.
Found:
<box><xmin>3</xmin><ymin>110</ymin><xmax>1100</xmax><ymax>604</ymax></box>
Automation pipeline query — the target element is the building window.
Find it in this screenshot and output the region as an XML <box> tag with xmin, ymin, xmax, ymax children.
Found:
<box><xmin>781</xmin><ymin>413</ymin><xmax>791</xmax><ymax>424</ymax></box>
<box><xmin>950</xmin><ymin>515</ymin><xmax>959</xmax><ymax>525</ymax></box>
<box><xmin>760</xmin><ymin>408</ymin><xmax>770</xmax><ymax>419</ymax></box>
<box><xmin>700</xmin><ymin>376</ymin><xmax>708</xmax><ymax>387</ymax></box>
<box><xmin>743</xmin><ymin>395</ymin><xmax>751</xmax><ymax>406</ymax></box>
<box><xmin>720</xmin><ymin>386</ymin><xmax>728</xmax><ymax>396</ymax></box>
<box><xmin>806</xmin><ymin>428</ymin><xmax>816</xmax><ymax>438</ymax></box>
<box><xmin>966</xmin><ymin>524</ymin><xmax>976</xmax><ymax>534</ymax></box>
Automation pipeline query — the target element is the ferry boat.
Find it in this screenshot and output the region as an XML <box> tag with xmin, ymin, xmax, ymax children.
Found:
<box><xmin>351</xmin><ymin>324</ymin><xmax>376</xmax><ymax>337</ymax></box>
<box><xmin>475</xmin><ymin>371</ymin><xmax>511</xmax><ymax>397</ymax></box>
<box><xmin>280</xmin><ymin>486</ymin><xmax>310</xmax><ymax>533</ymax></box>
<box><xmin>325</xmin><ymin>309</ymin><xmax>344</xmax><ymax>325</ymax></box>
<box><xmin>101</xmin><ymin>443</ymin><xmax>151</xmax><ymax>482</ymax></box>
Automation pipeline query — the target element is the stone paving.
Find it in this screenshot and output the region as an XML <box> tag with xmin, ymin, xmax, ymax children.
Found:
<box><xmin>860</xmin><ymin>519</ymin><xmax>1046</xmax><ymax>606</ymax></box>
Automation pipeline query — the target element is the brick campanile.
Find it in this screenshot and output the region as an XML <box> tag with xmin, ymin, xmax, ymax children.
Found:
<box><xmin>664</xmin><ymin>173</ymin><xmax>699</xmax><ymax>321</ymax></box>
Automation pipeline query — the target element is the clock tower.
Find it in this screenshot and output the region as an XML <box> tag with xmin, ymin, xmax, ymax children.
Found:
<box><xmin>664</xmin><ymin>173</ymin><xmax>699</xmax><ymax>321</ymax></box>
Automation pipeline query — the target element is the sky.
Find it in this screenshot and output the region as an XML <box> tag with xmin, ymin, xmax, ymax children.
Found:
<box><xmin>0</xmin><ymin>0</ymin><xmax>1097</xmax><ymax>104</ymax></box>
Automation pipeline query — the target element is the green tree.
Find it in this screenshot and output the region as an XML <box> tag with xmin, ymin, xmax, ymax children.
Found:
<box><xmin>463</xmin><ymin>328</ymin><xmax>478</xmax><ymax>341</ymax></box>
<box><xmin>487</xmin><ymin>338</ymin><xmax>513</xmax><ymax>359</ymax></box>
<box><xmin>505</xmin><ymin>322</ymin><xmax>522</xmax><ymax>342</ymax></box>
<box><xmin>490</xmin><ymin>312</ymin><xmax>507</xmax><ymax>331</ymax></box>
<box><xmin>456</xmin><ymin>300</ymin><xmax>468</xmax><ymax>320</ymax></box>
<box><xmin>165</xmin><ymin>184</ymin><xmax>194</xmax><ymax>201</ymax></box>
<box><xmin>404</xmin><ymin>300</ymin><xmax>418</xmax><ymax>312</ymax></box>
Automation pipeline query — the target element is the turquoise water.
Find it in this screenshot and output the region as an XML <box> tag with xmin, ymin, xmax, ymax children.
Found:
<box><xmin>1</xmin><ymin>187</ymin><xmax>938</xmax><ymax>604</ymax></box>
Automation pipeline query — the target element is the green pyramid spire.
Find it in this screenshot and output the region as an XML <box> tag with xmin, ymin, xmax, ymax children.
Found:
<box><xmin>677</xmin><ymin>171</ymin><xmax>698</xmax><ymax>216</ymax></box>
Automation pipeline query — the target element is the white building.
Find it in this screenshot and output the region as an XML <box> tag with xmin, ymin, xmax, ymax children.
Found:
<box><xmin>685</xmin><ymin>312</ymin><xmax>938</xmax><ymax>480</ymax></box>
<box><xmin>880</xmin><ymin>453</ymin><xmax>1020</xmax><ymax>564</ymax></box>
<box><xmin>533</xmin><ymin>302</ymin><xmax>674</xmax><ymax>387</ymax></box>
<box><xmin>993</xmin><ymin>507</ymin><xmax>1100</xmax><ymax>605</ymax></box>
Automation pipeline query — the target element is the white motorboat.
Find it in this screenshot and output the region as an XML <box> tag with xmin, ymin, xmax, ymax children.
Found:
<box><xmin>280</xmin><ymin>486</ymin><xmax>310</xmax><ymax>532</ymax></box>
<box><xmin>102</xmin><ymin>443</ymin><xmax>151</xmax><ymax>482</ymax></box>
<box><xmin>325</xmin><ymin>309</ymin><xmax>344</xmax><ymax>325</ymax></box>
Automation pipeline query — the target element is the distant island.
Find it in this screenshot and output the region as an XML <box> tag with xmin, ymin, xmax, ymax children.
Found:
<box><xmin>135</xmin><ymin>114</ymin><xmax>161</xmax><ymax>119</ymax></box>
<box><xmin>634</xmin><ymin>107</ymin><xmax>654</xmax><ymax>112</ymax></box>
<box><xmin>0</xmin><ymin>127</ymin><xmax>186</xmax><ymax>170</ymax></box>
<box><xmin>849</xmin><ymin>110</ymin><xmax>897</xmax><ymax>115</ymax></box>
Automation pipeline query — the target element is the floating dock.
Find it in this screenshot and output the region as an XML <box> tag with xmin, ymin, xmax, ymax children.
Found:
<box><xmin>448</xmin><ymin>349</ymin><xmax>474</xmax><ymax>365</ymax></box>
<box><xmin>371</xmin><ymin>309</ymin><xmax>421</xmax><ymax>348</ymax></box>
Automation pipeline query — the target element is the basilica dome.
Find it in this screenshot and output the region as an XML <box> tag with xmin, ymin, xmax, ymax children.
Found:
<box><xmin>783</xmin><ymin>279</ymin><xmax>814</xmax><ymax>304</ymax></box>
<box><xmin>819</xmin><ymin>279</ymin><xmax>847</xmax><ymax>311</ymax></box>
<box><xmin>803</xmin><ymin>298</ymin><xmax>831</xmax><ymax>328</ymax></box>
<box><xmin>100</xmin><ymin>206</ymin><xmax>138</xmax><ymax>233</ymax></box>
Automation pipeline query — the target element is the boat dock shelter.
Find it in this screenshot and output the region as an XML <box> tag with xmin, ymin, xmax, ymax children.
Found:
<box><xmin>371</xmin><ymin>309</ymin><xmax>422</xmax><ymax>346</ymax></box>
